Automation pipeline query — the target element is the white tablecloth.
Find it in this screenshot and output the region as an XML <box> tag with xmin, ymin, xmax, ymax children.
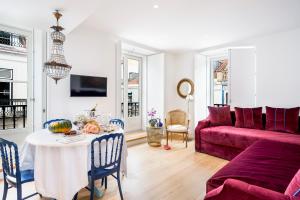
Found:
<box><xmin>20</xmin><ymin>129</ymin><xmax>127</xmax><ymax>200</ymax></box>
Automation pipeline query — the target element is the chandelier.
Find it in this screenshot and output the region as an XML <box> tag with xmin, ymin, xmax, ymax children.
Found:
<box><xmin>44</xmin><ymin>10</ymin><xmax>71</xmax><ymax>84</ymax></box>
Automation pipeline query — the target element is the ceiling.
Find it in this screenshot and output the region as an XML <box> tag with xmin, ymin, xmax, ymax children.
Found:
<box><xmin>1</xmin><ymin>0</ymin><xmax>300</xmax><ymax>51</ymax></box>
<box><xmin>0</xmin><ymin>0</ymin><xmax>101</xmax><ymax>33</ymax></box>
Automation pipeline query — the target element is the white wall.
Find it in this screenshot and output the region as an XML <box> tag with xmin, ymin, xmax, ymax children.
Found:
<box><xmin>165</xmin><ymin>52</ymin><xmax>195</xmax><ymax>130</ymax></box>
<box><xmin>47</xmin><ymin>25</ymin><xmax>118</xmax><ymax>121</ymax></box>
<box><xmin>147</xmin><ymin>53</ymin><xmax>165</xmax><ymax>120</ymax></box>
<box><xmin>253</xmin><ymin>29</ymin><xmax>300</xmax><ymax>107</ymax></box>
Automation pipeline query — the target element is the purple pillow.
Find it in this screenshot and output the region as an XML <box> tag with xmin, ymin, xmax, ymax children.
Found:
<box><xmin>208</xmin><ymin>106</ymin><xmax>232</xmax><ymax>126</ymax></box>
<box><xmin>234</xmin><ymin>107</ymin><xmax>263</xmax><ymax>129</ymax></box>
<box><xmin>266</xmin><ymin>106</ymin><xmax>300</xmax><ymax>133</ymax></box>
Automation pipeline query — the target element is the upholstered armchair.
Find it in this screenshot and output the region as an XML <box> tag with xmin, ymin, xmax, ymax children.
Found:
<box><xmin>165</xmin><ymin>109</ymin><xmax>190</xmax><ymax>148</ymax></box>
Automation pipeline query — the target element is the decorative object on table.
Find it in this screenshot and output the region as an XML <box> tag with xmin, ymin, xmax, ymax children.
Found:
<box><xmin>146</xmin><ymin>126</ymin><xmax>163</xmax><ymax>147</ymax></box>
<box><xmin>48</xmin><ymin>119</ymin><xmax>72</xmax><ymax>133</ymax></box>
<box><xmin>0</xmin><ymin>138</ymin><xmax>39</xmax><ymax>200</ymax></box>
<box><xmin>83</xmin><ymin>119</ymin><xmax>101</xmax><ymax>134</ymax></box>
<box><xmin>88</xmin><ymin>104</ymin><xmax>98</xmax><ymax>118</ymax></box>
<box><xmin>73</xmin><ymin>114</ymin><xmax>89</xmax><ymax>130</ymax></box>
<box><xmin>44</xmin><ymin>10</ymin><xmax>71</xmax><ymax>84</ymax></box>
<box><xmin>165</xmin><ymin>109</ymin><xmax>189</xmax><ymax>148</ymax></box>
<box><xmin>64</xmin><ymin>130</ymin><xmax>77</xmax><ymax>136</ymax></box>
<box><xmin>177</xmin><ymin>78</ymin><xmax>194</xmax><ymax>99</ymax></box>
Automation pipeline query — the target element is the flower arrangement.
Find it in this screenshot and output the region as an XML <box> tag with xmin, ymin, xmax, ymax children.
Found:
<box><xmin>147</xmin><ymin>108</ymin><xmax>163</xmax><ymax>127</ymax></box>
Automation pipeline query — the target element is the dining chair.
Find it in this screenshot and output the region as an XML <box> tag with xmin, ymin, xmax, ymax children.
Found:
<box><xmin>109</xmin><ymin>119</ymin><xmax>124</xmax><ymax>129</ymax></box>
<box><xmin>0</xmin><ymin>138</ymin><xmax>39</xmax><ymax>200</ymax></box>
<box><xmin>86</xmin><ymin>133</ymin><xmax>124</xmax><ymax>200</ymax></box>
<box><xmin>43</xmin><ymin>118</ymin><xmax>66</xmax><ymax>128</ymax></box>
<box><xmin>165</xmin><ymin>109</ymin><xmax>190</xmax><ymax>148</ymax></box>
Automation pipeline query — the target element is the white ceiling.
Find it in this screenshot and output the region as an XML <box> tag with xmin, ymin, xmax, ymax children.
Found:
<box><xmin>85</xmin><ymin>0</ymin><xmax>300</xmax><ymax>51</ymax></box>
<box><xmin>0</xmin><ymin>0</ymin><xmax>101</xmax><ymax>33</ymax></box>
<box><xmin>1</xmin><ymin>0</ymin><xmax>300</xmax><ymax>51</ymax></box>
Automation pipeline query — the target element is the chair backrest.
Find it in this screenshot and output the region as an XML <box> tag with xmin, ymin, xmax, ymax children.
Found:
<box><xmin>90</xmin><ymin>133</ymin><xmax>124</xmax><ymax>174</ymax></box>
<box><xmin>0</xmin><ymin>138</ymin><xmax>20</xmax><ymax>182</ymax></box>
<box><xmin>166</xmin><ymin>109</ymin><xmax>187</xmax><ymax>126</ymax></box>
<box><xmin>43</xmin><ymin>118</ymin><xmax>66</xmax><ymax>129</ymax></box>
<box><xmin>109</xmin><ymin>119</ymin><xmax>124</xmax><ymax>129</ymax></box>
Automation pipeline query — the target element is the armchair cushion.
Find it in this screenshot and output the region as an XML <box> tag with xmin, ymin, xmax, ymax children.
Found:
<box><xmin>205</xmin><ymin>179</ymin><xmax>290</xmax><ymax>200</ymax></box>
<box><xmin>167</xmin><ymin>124</ymin><xmax>188</xmax><ymax>132</ymax></box>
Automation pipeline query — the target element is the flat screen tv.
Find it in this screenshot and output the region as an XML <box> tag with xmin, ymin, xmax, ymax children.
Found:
<box><xmin>70</xmin><ymin>74</ymin><xmax>107</xmax><ymax>97</ymax></box>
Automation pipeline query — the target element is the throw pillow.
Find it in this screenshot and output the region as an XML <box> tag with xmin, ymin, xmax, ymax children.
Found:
<box><xmin>208</xmin><ymin>106</ymin><xmax>232</xmax><ymax>126</ymax></box>
<box><xmin>234</xmin><ymin>107</ymin><xmax>263</xmax><ymax>129</ymax></box>
<box><xmin>266</xmin><ymin>106</ymin><xmax>300</xmax><ymax>133</ymax></box>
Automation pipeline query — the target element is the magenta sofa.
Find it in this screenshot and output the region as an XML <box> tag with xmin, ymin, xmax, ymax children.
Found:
<box><xmin>204</xmin><ymin>140</ymin><xmax>300</xmax><ymax>200</ymax></box>
<box><xmin>195</xmin><ymin>112</ymin><xmax>300</xmax><ymax>160</ymax></box>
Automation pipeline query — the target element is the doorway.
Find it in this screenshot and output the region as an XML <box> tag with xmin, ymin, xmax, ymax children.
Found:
<box><xmin>121</xmin><ymin>55</ymin><xmax>142</xmax><ymax>132</ymax></box>
<box><xmin>0</xmin><ymin>26</ymin><xmax>33</xmax><ymax>138</ymax></box>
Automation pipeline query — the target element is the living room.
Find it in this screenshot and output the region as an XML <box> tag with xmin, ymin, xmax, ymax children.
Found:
<box><xmin>0</xmin><ymin>0</ymin><xmax>300</xmax><ymax>200</ymax></box>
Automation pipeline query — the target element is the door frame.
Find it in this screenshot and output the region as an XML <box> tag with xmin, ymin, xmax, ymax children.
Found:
<box><xmin>122</xmin><ymin>54</ymin><xmax>143</xmax><ymax>132</ymax></box>
<box><xmin>0</xmin><ymin>24</ymin><xmax>34</xmax><ymax>134</ymax></box>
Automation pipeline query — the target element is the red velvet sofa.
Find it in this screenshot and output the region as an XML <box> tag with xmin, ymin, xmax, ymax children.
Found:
<box><xmin>204</xmin><ymin>140</ymin><xmax>300</xmax><ymax>200</ymax></box>
<box><xmin>195</xmin><ymin>112</ymin><xmax>300</xmax><ymax>160</ymax></box>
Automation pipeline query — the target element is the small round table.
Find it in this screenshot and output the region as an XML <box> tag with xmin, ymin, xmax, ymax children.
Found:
<box><xmin>146</xmin><ymin>126</ymin><xmax>163</xmax><ymax>147</ymax></box>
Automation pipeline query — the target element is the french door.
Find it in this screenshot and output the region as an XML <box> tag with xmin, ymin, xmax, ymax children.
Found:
<box><xmin>121</xmin><ymin>55</ymin><xmax>142</xmax><ymax>132</ymax></box>
<box><xmin>0</xmin><ymin>25</ymin><xmax>33</xmax><ymax>137</ymax></box>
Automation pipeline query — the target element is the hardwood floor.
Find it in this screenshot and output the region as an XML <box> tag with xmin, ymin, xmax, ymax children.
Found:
<box><xmin>0</xmin><ymin>140</ymin><xmax>227</xmax><ymax>200</ymax></box>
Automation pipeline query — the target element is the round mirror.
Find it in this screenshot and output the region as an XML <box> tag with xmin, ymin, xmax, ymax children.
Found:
<box><xmin>177</xmin><ymin>78</ymin><xmax>194</xmax><ymax>98</ymax></box>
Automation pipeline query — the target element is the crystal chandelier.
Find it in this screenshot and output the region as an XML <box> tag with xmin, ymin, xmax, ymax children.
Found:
<box><xmin>44</xmin><ymin>10</ymin><xmax>71</xmax><ymax>84</ymax></box>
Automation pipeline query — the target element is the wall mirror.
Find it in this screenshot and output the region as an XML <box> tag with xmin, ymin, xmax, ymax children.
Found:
<box><xmin>177</xmin><ymin>78</ymin><xmax>194</xmax><ymax>99</ymax></box>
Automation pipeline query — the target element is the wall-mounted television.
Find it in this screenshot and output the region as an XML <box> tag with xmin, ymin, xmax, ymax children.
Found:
<box><xmin>70</xmin><ymin>74</ymin><xmax>107</xmax><ymax>97</ymax></box>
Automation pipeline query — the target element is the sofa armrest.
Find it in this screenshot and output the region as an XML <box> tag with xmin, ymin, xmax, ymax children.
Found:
<box><xmin>194</xmin><ymin>118</ymin><xmax>210</xmax><ymax>152</ymax></box>
<box><xmin>204</xmin><ymin>179</ymin><xmax>289</xmax><ymax>200</ymax></box>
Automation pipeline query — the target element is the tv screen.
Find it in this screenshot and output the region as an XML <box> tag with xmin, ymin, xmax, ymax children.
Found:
<box><xmin>70</xmin><ymin>74</ymin><xmax>107</xmax><ymax>97</ymax></box>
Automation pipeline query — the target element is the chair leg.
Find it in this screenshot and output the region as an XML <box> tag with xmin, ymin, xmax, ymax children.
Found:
<box><xmin>105</xmin><ymin>176</ymin><xmax>107</xmax><ymax>189</ymax></box>
<box><xmin>90</xmin><ymin>179</ymin><xmax>94</xmax><ymax>200</ymax></box>
<box><xmin>72</xmin><ymin>192</ymin><xmax>78</xmax><ymax>200</ymax></box>
<box><xmin>186</xmin><ymin>133</ymin><xmax>188</xmax><ymax>148</ymax></box>
<box><xmin>17</xmin><ymin>185</ymin><xmax>22</xmax><ymax>200</ymax></box>
<box><xmin>117</xmin><ymin>172</ymin><xmax>124</xmax><ymax>200</ymax></box>
<box><xmin>2</xmin><ymin>181</ymin><xmax>8</xmax><ymax>200</ymax></box>
<box><xmin>101</xmin><ymin>178</ymin><xmax>105</xmax><ymax>186</ymax></box>
<box><xmin>166</xmin><ymin>131</ymin><xmax>169</xmax><ymax>146</ymax></box>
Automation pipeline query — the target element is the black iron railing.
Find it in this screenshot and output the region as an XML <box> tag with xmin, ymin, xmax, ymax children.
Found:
<box><xmin>0</xmin><ymin>31</ymin><xmax>26</xmax><ymax>48</ymax></box>
<box><xmin>121</xmin><ymin>102</ymin><xmax>140</xmax><ymax>117</ymax></box>
<box><xmin>0</xmin><ymin>99</ymin><xmax>27</xmax><ymax>129</ymax></box>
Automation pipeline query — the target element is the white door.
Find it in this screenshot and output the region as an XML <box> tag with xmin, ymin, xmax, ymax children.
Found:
<box><xmin>122</xmin><ymin>55</ymin><xmax>142</xmax><ymax>132</ymax></box>
<box><xmin>229</xmin><ymin>48</ymin><xmax>256</xmax><ymax>107</ymax></box>
<box><xmin>0</xmin><ymin>25</ymin><xmax>34</xmax><ymax>144</ymax></box>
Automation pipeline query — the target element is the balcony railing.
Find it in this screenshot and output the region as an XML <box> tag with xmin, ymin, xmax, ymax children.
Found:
<box><xmin>0</xmin><ymin>99</ymin><xmax>27</xmax><ymax>130</ymax></box>
<box><xmin>121</xmin><ymin>102</ymin><xmax>140</xmax><ymax>117</ymax></box>
<box><xmin>0</xmin><ymin>31</ymin><xmax>26</xmax><ymax>48</ymax></box>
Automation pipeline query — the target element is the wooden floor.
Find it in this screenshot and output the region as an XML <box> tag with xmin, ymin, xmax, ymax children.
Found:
<box><xmin>0</xmin><ymin>140</ymin><xmax>227</xmax><ymax>200</ymax></box>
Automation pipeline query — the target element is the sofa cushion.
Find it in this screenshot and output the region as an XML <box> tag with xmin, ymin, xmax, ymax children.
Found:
<box><xmin>207</xmin><ymin>140</ymin><xmax>300</xmax><ymax>194</ymax></box>
<box><xmin>200</xmin><ymin>126</ymin><xmax>300</xmax><ymax>150</ymax></box>
<box><xmin>266</xmin><ymin>106</ymin><xmax>300</xmax><ymax>133</ymax></box>
<box><xmin>285</xmin><ymin>169</ymin><xmax>300</xmax><ymax>198</ymax></box>
<box><xmin>208</xmin><ymin>106</ymin><xmax>232</xmax><ymax>126</ymax></box>
<box><xmin>235</xmin><ymin>107</ymin><xmax>263</xmax><ymax>129</ymax></box>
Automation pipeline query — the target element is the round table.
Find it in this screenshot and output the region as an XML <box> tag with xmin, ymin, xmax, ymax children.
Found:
<box><xmin>20</xmin><ymin>129</ymin><xmax>127</xmax><ymax>200</ymax></box>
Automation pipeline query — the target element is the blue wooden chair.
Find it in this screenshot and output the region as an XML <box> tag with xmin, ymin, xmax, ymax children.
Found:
<box><xmin>0</xmin><ymin>138</ymin><xmax>39</xmax><ymax>200</ymax></box>
<box><xmin>86</xmin><ymin>133</ymin><xmax>124</xmax><ymax>200</ymax></box>
<box><xmin>109</xmin><ymin>119</ymin><xmax>124</xmax><ymax>129</ymax></box>
<box><xmin>43</xmin><ymin>119</ymin><xmax>66</xmax><ymax>129</ymax></box>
